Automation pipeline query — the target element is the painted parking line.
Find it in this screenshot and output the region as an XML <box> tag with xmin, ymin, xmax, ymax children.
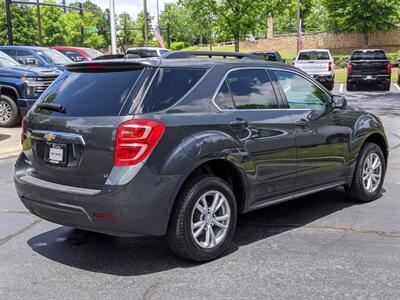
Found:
<box><xmin>394</xmin><ymin>83</ymin><xmax>400</xmax><ymax>91</ymax></box>
<box><xmin>339</xmin><ymin>84</ymin><xmax>344</xmax><ymax>93</ymax></box>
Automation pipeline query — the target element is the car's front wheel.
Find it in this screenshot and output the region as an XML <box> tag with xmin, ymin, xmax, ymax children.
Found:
<box><xmin>0</xmin><ymin>95</ymin><xmax>20</xmax><ymax>127</ymax></box>
<box><xmin>167</xmin><ymin>175</ymin><xmax>237</xmax><ymax>261</ymax></box>
<box><xmin>346</xmin><ymin>142</ymin><xmax>386</xmax><ymax>202</ymax></box>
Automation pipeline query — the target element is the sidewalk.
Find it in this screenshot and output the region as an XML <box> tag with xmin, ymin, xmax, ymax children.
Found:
<box><xmin>0</xmin><ymin>127</ymin><xmax>21</xmax><ymax>159</ymax></box>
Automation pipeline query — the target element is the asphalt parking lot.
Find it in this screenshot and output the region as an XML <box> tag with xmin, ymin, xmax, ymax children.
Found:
<box><xmin>1</xmin><ymin>83</ymin><xmax>399</xmax><ymax>299</ymax></box>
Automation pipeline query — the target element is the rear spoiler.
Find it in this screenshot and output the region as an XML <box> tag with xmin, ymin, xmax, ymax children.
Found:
<box><xmin>66</xmin><ymin>60</ymin><xmax>159</xmax><ymax>72</ymax></box>
<box><xmin>162</xmin><ymin>51</ymin><xmax>262</xmax><ymax>60</ymax></box>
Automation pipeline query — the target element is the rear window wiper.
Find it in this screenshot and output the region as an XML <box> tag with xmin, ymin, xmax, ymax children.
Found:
<box><xmin>37</xmin><ymin>103</ymin><xmax>66</xmax><ymax>113</ymax></box>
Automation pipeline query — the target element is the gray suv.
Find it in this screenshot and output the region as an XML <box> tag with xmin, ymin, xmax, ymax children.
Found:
<box><xmin>15</xmin><ymin>51</ymin><xmax>388</xmax><ymax>261</ymax></box>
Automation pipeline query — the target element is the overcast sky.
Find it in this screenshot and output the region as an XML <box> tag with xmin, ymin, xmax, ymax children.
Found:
<box><xmin>66</xmin><ymin>0</ymin><xmax>174</xmax><ymax>23</ymax></box>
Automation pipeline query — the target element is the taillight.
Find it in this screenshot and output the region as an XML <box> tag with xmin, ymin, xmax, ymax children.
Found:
<box><xmin>387</xmin><ymin>63</ymin><xmax>392</xmax><ymax>75</ymax></box>
<box><xmin>21</xmin><ymin>118</ymin><xmax>27</xmax><ymax>145</ymax></box>
<box><xmin>328</xmin><ymin>62</ymin><xmax>332</xmax><ymax>72</ymax></box>
<box><xmin>348</xmin><ymin>63</ymin><xmax>353</xmax><ymax>75</ymax></box>
<box><xmin>114</xmin><ymin>119</ymin><xmax>165</xmax><ymax>166</ymax></box>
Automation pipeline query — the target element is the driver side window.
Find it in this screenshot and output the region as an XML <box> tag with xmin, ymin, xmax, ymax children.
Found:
<box><xmin>273</xmin><ymin>70</ymin><xmax>330</xmax><ymax>110</ymax></box>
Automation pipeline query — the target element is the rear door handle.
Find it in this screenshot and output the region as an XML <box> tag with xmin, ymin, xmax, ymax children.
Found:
<box><xmin>296</xmin><ymin>119</ymin><xmax>310</xmax><ymax>128</ymax></box>
<box><xmin>229</xmin><ymin>118</ymin><xmax>248</xmax><ymax>127</ymax></box>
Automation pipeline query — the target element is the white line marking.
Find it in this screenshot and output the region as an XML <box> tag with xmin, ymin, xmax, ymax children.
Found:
<box><xmin>394</xmin><ymin>83</ymin><xmax>400</xmax><ymax>91</ymax></box>
<box><xmin>339</xmin><ymin>84</ymin><xmax>344</xmax><ymax>93</ymax></box>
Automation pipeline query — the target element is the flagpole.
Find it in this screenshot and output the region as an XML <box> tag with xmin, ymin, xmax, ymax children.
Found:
<box><xmin>110</xmin><ymin>0</ymin><xmax>117</xmax><ymax>54</ymax></box>
<box><xmin>143</xmin><ymin>0</ymin><xmax>148</xmax><ymax>47</ymax></box>
<box><xmin>296</xmin><ymin>0</ymin><xmax>301</xmax><ymax>54</ymax></box>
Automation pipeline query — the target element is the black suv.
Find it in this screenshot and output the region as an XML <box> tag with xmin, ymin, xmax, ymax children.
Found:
<box><xmin>15</xmin><ymin>51</ymin><xmax>388</xmax><ymax>261</ymax></box>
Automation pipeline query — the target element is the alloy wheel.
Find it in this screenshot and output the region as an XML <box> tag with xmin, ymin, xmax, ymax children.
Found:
<box><xmin>362</xmin><ymin>152</ymin><xmax>382</xmax><ymax>193</ymax></box>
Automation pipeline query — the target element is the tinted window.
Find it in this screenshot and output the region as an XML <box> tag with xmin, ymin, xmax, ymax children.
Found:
<box><xmin>298</xmin><ymin>51</ymin><xmax>330</xmax><ymax>60</ymax></box>
<box><xmin>141</xmin><ymin>68</ymin><xmax>205</xmax><ymax>112</ymax></box>
<box><xmin>60</xmin><ymin>50</ymin><xmax>86</xmax><ymax>62</ymax></box>
<box><xmin>351</xmin><ymin>50</ymin><xmax>387</xmax><ymax>60</ymax></box>
<box><xmin>127</xmin><ymin>49</ymin><xmax>158</xmax><ymax>58</ymax></box>
<box><xmin>223</xmin><ymin>69</ymin><xmax>278</xmax><ymax>109</ymax></box>
<box><xmin>274</xmin><ymin>70</ymin><xmax>330</xmax><ymax>110</ymax></box>
<box><xmin>35</xmin><ymin>48</ymin><xmax>72</xmax><ymax>65</ymax></box>
<box><xmin>16</xmin><ymin>50</ymin><xmax>41</xmax><ymax>66</ymax></box>
<box><xmin>35</xmin><ymin>69</ymin><xmax>144</xmax><ymax>116</ymax></box>
<box><xmin>214</xmin><ymin>81</ymin><xmax>235</xmax><ymax>109</ymax></box>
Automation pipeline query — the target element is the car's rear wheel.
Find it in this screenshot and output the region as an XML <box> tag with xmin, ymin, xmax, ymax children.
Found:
<box><xmin>0</xmin><ymin>95</ymin><xmax>20</xmax><ymax>127</ymax></box>
<box><xmin>167</xmin><ymin>175</ymin><xmax>237</xmax><ymax>262</ymax></box>
<box><xmin>325</xmin><ymin>80</ymin><xmax>334</xmax><ymax>91</ymax></box>
<box><xmin>346</xmin><ymin>142</ymin><xmax>386</xmax><ymax>202</ymax></box>
<box><xmin>346</xmin><ymin>81</ymin><xmax>355</xmax><ymax>91</ymax></box>
<box><xmin>383</xmin><ymin>83</ymin><xmax>390</xmax><ymax>91</ymax></box>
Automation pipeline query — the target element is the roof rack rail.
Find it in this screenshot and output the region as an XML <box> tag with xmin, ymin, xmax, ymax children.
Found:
<box><xmin>162</xmin><ymin>51</ymin><xmax>262</xmax><ymax>60</ymax></box>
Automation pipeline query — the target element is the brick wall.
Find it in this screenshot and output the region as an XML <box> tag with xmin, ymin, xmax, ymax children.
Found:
<box><xmin>241</xmin><ymin>29</ymin><xmax>400</xmax><ymax>55</ymax></box>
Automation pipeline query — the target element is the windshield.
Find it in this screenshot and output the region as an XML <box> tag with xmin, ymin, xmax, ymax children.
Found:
<box><xmin>83</xmin><ymin>48</ymin><xmax>103</xmax><ymax>59</ymax></box>
<box><xmin>351</xmin><ymin>50</ymin><xmax>387</xmax><ymax>60</ymax></box>
<box><xmin>127</xmin><ymin>49</ymin><xmax>158</xmax><ymax>58</ymax></box>
<box><xmin>0</xmin><ymin>51</ymin><xmax>20</xmax><ymax>67</ymax></box>
<box><xmin>35</xmin><ymin>48</ymin><xmax>72</xmax><ymax>65</ymax></box>
<box><xmin>298</xmin><ymin>51</ymin><xmax>330</xmax><ymax>60</ymax></box>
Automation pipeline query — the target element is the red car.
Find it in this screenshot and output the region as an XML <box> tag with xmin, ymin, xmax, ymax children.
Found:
<box><xmin>51</xmin><ymin>46</ymin><xmax>103</xmax><ymax>62</ymax></box>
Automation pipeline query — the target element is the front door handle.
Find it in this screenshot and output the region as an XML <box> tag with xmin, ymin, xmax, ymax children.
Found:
<box><xmin>229</xmin><ymin>118</ymin><xmax>248</xmax><ymax>127</ymax></box>
<box><xmin>296</xmin><ymin>119</ymin><xmax>310</xmax><ymax>128</ymax></box>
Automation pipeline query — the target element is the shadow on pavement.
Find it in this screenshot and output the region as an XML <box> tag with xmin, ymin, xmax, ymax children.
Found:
<box><xmin>27</xmin><ymin>187</ymin><xmax>360</xmax><ymax>276</ymax></box>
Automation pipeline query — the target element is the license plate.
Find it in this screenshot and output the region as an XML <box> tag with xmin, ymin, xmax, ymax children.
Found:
<box><xmin>45</xmin><ymin>143</ymin><xmax>67</xmax><ymax>165</ymax></box>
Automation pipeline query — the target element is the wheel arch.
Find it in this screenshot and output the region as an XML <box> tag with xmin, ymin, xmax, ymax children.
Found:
<box><xmin>363</xmin><ymin>132</ymin><xmax>388</xmax><ymax>163</ymax></box>
<box><xmin>0</xmin><ymin>85</ymin><xmax>19</xmax><ymax>101</ymax></box>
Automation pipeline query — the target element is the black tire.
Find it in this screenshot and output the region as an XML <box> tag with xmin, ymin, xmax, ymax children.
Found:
<box><xmin>345</xmin><ymin>142</ymin><xmax>386</xmax><ymax>202</ymax></box>
<box><xmin>383</xmin><ymin>83</ymin><xmax>390</xmax><ymax>91</ymax></box>
<box><xmin>325</xmin><ymin>81</ymin><xmax>334</xmax><ymax>91</ymax></box>
<box><xmin>0</xmin><ymin>94</ymin><xmax>20</xmax><ymax>127</ymax></box>
<box><xmin>167</xmin><ymin>175</ymin><xmax>237</xmax><ymax>262</ymax></box>
<box><xmin>346</xmin><ymin>81</ymin><xmax>355</xmax><ymax>91</ymax></box>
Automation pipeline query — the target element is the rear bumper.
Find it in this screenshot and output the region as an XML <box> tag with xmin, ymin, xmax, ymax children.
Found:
<box><xmin>347</xmin><ymin>75</ymin><xmax>390</xmax><ymax>84</ymax></box>
<box><xmin>14</xmin><ymin>153</ymin><xmax>181</xmax><ymax>237</ymax></box>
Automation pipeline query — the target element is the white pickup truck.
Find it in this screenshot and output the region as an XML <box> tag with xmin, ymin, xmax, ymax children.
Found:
<box><xmin>293</xmin><ymin>49</ymin><xmax>335</xmax><ymax>90</ymax></box>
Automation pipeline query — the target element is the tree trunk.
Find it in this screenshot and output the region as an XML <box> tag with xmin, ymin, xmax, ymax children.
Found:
<box><xmin>234</xmin><ymin>34</ymin><xmax>240</xmax><ymax>52</ymax></box>
<box><xmin>363</xmin><ymin>33</ymin><xmax>369</xmax><ymax>48</ymax></box>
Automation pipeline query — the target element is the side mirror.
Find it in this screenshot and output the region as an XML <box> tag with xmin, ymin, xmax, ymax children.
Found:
<box><xmin>24</xmin><ymin>58</ymin><xmax>36</xmax><ymax>65</ymax></box>
<box><xmin>331</xmin><ymin>95</ymin><xmax>347</xmax><ymax>109</ymax></box>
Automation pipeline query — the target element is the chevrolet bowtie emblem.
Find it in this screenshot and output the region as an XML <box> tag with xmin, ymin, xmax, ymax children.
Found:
<box><xmin>44</xmin><ymin>133</ymin><xmax>56</xmax><ymax>142</ymax></box>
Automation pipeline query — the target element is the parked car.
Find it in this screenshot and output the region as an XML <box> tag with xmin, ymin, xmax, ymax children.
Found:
<box><xmin>15</xmin><ymin>51</ymin><xmax>388</xmax><ymax>262</ymax></box>
<box><xmin>293</xmin><ymin>49</ymin><xmax>335</xmax><ymax>90</ymax></box>
<box><xmin>0</xmin><ymin>50</ymin><xmax>60</xmax><ymax>127</ymax></box>
<box><xmin>0</xmin><ymin>46</ymin><xmax>72</xmax><ymax>71</ymax></box>
<box><xmin>347</xmin><ymin>49</ymin><xmax>391</xmax><ymax>91</ymax></box>
<box><xmin>251</xmin><ymin>51</ymin><xmax>285</xmax><ymax>63</ymax></box>
<box><xmin>126</xmin><ymin>47</ymin><xmax>170</xmax><ymax>58</ymax></box>
<box><xmin>51</xmin><ymin>46</ymin><xmax>103</xmax><ymax>62</ymax></box>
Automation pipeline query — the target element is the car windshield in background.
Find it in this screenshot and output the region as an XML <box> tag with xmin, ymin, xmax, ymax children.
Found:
<box><xmin>127</xmin><ymin>49</ymin><xmax>158</xmax><ymax>58</ymax></box>
<box><xmin>35</xmin><ymin>69</ymin><xmax>144</xmax><ymax>117</ymax></box>
<box><xmin>298</xmin><ymin>51</ymin><xmax>330</xmax><ymax>60</ymax></box>
<box><xmin>0</xmin><ymin>51</ymin><xmax>20</xmax><ymax>67</ymax></box>
<box><xmin>35</xmin><ymin>49</ymin><xmax>72</xmax><ymax>65</ymax></box>
<box><xmin>351</xmin><ymin>50</ymin><xmax>387</xmax><ymax>60</ymax></box>
<box><xmin>83</xmin><ymin>48</ymin><xmax>103</xmax><ymax>59</ymax></box>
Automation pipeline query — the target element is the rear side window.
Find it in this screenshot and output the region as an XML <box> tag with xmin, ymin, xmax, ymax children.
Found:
<box><xmin>298</xmin><ymin>51</ymin><xmax>330</xmax><ymax>60</ymax></box>
<box><xmin>351</xmin><ymin>50</ymin><xmax>387</xmax><ymax>60</ymax></box>
<box><xmin>214</xmin><ymin>69</ymin><xmax>279</xmax><ymax>110</ymax></box>
<box><xmin>140</xmin><ymin>68</ymin><xmax>206</xmax><ymax>112</ymax></box>
<box><xmin>35</xmin><ymin>69</ymin><xmax>144</xmax><ymax>116</ymax></box>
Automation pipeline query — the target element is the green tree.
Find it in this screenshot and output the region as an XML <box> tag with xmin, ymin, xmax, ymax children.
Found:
<box><xmin>0</xmin><ymin>1</ymin><xmax>38</xmax><ymax>45</ymax></box>
<box><xmin>132</xmin><ymin>10</ymin><xmax>153</xmax><ymax>46</ymax></box>
<box><xmin>324</xmin><ymin>0</ymin><xmax>400</xmax><ymax>47</ymax></box>
<box><xmin>118</xmin><ymin>12</ymin><xmax>136</xmax><ymax>46</ymax></box>
<box><xmin>34</xmin><ymin>0</ymin><xmax>67</xmax><ymax>46</ymax></box>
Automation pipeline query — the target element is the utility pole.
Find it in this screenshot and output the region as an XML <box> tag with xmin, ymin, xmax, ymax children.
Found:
<box><xmin>143</xmin><ymin>0</ymin><xmax>148</xmax><ymax>46</ymax></box>
<box><xmin>156</xmin><ymin>0</ymin><xmax>159</xmax><ymax>23</ymax></box>
<box><xmin>62</xmin><ymin>0</ymin><xmax>66</xmax><ymax>13</ymax></box>
<box><xmin>5</xmin><ymin>0</ymin><xmax>13</xmax><ymax>45</ymax></box>
<box><xmin>36</xmin><ymin>0</ymin><xmax>42</xmax><ymax>46</ymax></box>
<box><xmin>296</xmin><ymin>0</ymin><xmax>302</xmax><ymax>54</ymax></box>
<box><xmin>109</xmin><ymin>0</ymin><xmax>117</xmax><ymax>54</ymax></box>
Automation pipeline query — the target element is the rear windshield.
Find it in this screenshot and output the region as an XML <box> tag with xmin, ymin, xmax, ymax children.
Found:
<box><xmin>35</xmin><ymin>69</ymin><xmax>144</xmax><ymax>117</ymax></box>
<box><xmin>298</xmin><ymin>51</ymin><xmax>330</xmax><ymax>60</ymax></box>
<box><xmin>127</xmin><ymin>49</ymin><xmax>158</xmax><ymax>58</ymax></box>
<box><xmin>140</xmin><ymin>68</ymin><xmax>206</xmax><ymax>112</ymax></box>
<box><xmin>351</xmin><ymin>50</ymin><xmax>387</xmax><ymax>60</ymax></box>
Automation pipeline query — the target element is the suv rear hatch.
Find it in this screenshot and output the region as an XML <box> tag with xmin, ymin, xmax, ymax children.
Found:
<box><xmin>22</xmin><ymin>61</ymin><xmax>156</xmax><ymax>189</ymax></box>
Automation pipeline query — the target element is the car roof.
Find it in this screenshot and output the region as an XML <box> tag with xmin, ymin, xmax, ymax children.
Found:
<box><xmin>352</xmin><ymin>49</ymin><xmax>384</xmax><ymax>52</ymax></box>
<box><xmin>52</xmin><ymin>46</ymin><xmax>93</xmax><ymax>50</ymax></box>
<box><xmin>127</xmin><ymin>47</ymin><xmax>169</xmax><ymax>51</ymax></box>
<box><xmin>0</xmin><ymin>46</ymin><xmax>49</xmax><ymax>51</ymax></box>
<box><xmin>299</xmin><ymin>49</ymin><xmax>330</xmax><ymax>52</ymax></box>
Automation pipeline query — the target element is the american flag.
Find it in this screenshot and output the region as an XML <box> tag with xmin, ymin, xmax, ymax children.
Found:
<box><xmin>152</xmin><ymin>24</ymin><xmax>165</xmax><ymax>48</ymax></box>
